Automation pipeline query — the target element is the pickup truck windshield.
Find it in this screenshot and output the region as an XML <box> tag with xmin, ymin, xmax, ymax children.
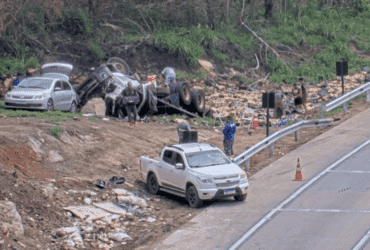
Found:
<box><xmin>185</xmin><ymin>150</ymin><xmax>230</xmax><ymax>168</ymax></box>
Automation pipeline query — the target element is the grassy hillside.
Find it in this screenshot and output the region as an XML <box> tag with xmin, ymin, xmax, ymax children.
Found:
<box><xmin>1</xmin><ymin>0</ymin><xmax>370</xmax><ymax>85</ymax></box>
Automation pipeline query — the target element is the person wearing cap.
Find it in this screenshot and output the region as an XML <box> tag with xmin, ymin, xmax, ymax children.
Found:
<box><xmin>222</xmin><ymin>116</ymin><xmax>237</xmax><ymax>158</ymax></box>
<box><xmin>161</xmin><ymin>67</ymin><xmax>176</xmax><ymax>90</ymax></box>
<box><xmin>12</xmin><ymin>73</ymin><xmax>24</xmax><ymax>87</ymax></box>
<box><xmin>122</xmin><ymin>81</ymin><xmax>139</xmax><ymax>128</ymax></box>
<box><xmin>177</xmin><ymin>121</ymin><xmax>192</xmax><ymax>143</ymax></box>
<box><xmin>299</xmin><ymin>77</ymin><xmax>309</xmax><ymax>113</ymax></box>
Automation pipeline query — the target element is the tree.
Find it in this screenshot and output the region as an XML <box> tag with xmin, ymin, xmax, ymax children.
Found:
<box><xmin>264</xmin><ymin>0</ymin><xmax>273</xmax><ymax>20</ymax></box>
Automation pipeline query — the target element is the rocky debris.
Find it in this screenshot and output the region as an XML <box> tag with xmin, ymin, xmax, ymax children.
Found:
<box><xmin>200</xmin><ymin>69</ymin><xmax>368</xmax><ymax>125</ymax></box>
<box><xmin>48</xmin><ymin>150</ymin><xmax>64</xmax><ymax>163</ymax></box>
<box><xmin>0</xmin><ymin>201</ymin><xmax>24</xmax><ymax>237</ymax></box>
<box><xmin>81</xmin><ymin>98</ymin><xmax>106</xmax><ymax>116</ymax></box>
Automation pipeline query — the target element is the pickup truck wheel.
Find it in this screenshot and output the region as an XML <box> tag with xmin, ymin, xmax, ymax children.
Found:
<box><xmin>148</xmin><ymin>174</ymin><xmax>160</xmax><ymax>195</ymax></box>
<box><xmin>189</xmin><ymin>89</ymin><xmax>205</xmax><ymax>114</ymax></box>
<box><xmin>175</xmin><ymin>82</ymin><xmax>191</xmax><ymax>106</ymax></box>
<box><xmin>187</xmin><ymin>186</ymin><xmax>203</xmax><ymax>208</ymax></box>
<box><xmin>234</xmin><ymin>194</ymin><xmax>247</xmax><ymax>201</ymax></box>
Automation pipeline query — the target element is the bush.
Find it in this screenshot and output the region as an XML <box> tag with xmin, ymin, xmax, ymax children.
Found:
<box><xmin>48</xmin><ymin>126</ymin><xmax>62</xmax><ymax>137</ymax></box>
<box><xmin>89</xmin><ymin>44</ymin><xmax>105</xmax><ymax>60</ymax></box>
<box><xmin>58</xmin><ymin>8</ymin><xmax>92</xmax><ymax>36</ymax></box>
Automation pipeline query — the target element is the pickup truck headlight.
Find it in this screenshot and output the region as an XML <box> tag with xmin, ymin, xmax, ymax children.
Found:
<box><xmin>239</xmin><ymin>172</ymin><xmax>247</xmax><ymax>179</ymax></box>
<box><xmin>34</xmin><ymin>94</ymin><xmax>46</xmax><ymax>99</ymax></box>
<box><xmin>197</xmin><ymin>176</ymin><xmax>213</xmax><ymax>184</ymax></box>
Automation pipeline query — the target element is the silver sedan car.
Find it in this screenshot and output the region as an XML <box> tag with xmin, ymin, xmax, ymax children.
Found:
<box><xmin>5</xmin><ymin>64</ymin><xmax>78</xmax><ymax>112</ymax></box>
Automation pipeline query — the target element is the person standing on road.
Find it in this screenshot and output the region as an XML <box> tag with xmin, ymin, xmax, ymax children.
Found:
<box><xmin>223</xmin><ymin>116</ymin><xmax>237</xmax><ymax>159</ymax></box>
<box><xmin>122</xmin><ymin>82</ymin><xmax>139</xmax><ymax>128</ymax></box>
<box><xmin>292</xmin><ymin>83</ymin><xmax>303</xmax><ymax>111</ymax></box>
<box><xmin>12</xmin><ymin>73</ymin><xmax>24</xmax><ymax>87</ymax></box>
<box><xmin>299</xmin><ymin>77</ymin><xmax>309</xmax><ymax>113</ymax></box>
<box><xmin>161</xmin><ymin>67</ymin><xmax>176</xmax><ymax>91</ymax></box>
<box><xmin>177</xmin><ymin>121</ymin><xmax>192</xmax><ymax>144</ymax></box>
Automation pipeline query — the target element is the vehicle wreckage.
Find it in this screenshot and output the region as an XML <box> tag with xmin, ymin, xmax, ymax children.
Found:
<box><xmin>73</xmin><ymin>57</ymin><xmax>211</xmax><ymax>119</ymax></box>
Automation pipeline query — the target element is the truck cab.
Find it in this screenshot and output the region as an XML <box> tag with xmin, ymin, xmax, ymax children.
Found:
<box><xmin>140</xmin><ymin>143</ymin><xmax>249</xmax><ymax>208</ymax></box>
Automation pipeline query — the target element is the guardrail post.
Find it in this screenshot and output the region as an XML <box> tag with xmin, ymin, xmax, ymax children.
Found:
<box><xmin>319</xmin><ymin>105</ymin><xmax>324</xmax><ymax>119</ymax></box>
<box><xmin>269</xmin><ymin>132</ymin><xmax>275</xmax><ymax>156</ymax></box>
<box><xmin>244</xmin><ymin>147</ymin><xmax>250</xmax><ymax>171</ymax></box>
<box><xmin>294</xmin><ymin>118</ymin><xmax>302</xmax><ymax>141</ymax></box>
<box><xmin>343</xmin><ymin>102</ymin><xmax>347</xmax><ymax>114</ymax></box>
<box><xmin>367</xmin><ymin>90</ymin><xmax>370</xmax><ymax>102</ymax></box>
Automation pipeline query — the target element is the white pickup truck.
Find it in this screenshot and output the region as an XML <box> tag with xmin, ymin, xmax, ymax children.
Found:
<box><xmin>140</xmin><ymin>142</ymin><xmax>249</xmax><ymax>208</ymax></box>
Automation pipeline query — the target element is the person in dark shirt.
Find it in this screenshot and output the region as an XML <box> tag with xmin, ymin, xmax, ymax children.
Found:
<box><xmin>122</xmin><ymin>82</ymin><xmax>139</xmax><ymax>128</ymax></box>
<box><xmin>177</xmin><ymin>121</ymin><xmax>191</xmax><ymax>143</ymax></box>
<box><xmin>12</xmin><ymin>73</ymin><xmax>24</xmax><ymax>87</ymax></box>
<box><xmin>222</xmin><ymin>116</ymin><xmax>237</xmax><ymax>158</ymax></box>
<box><xmin>292</xmin><ymin>83</ymin><xmax>303</xmax><ymax>111</ymax></box>
<box><xmin>299</xmin><ymin>77</ymin><xmax>309</xmax><ymax>113</ymax></box>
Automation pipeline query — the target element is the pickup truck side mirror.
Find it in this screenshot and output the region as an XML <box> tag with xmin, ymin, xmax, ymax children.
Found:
<box><xmin>175</xmin><ymin>163</ymin><xmax>184</xmax><ymax>170</ymax></box>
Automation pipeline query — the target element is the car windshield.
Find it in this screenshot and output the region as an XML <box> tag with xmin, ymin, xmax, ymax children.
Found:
<box><xmin>17</xmin><ymin>78</ymin><xmax>53</xmax><ymax>89</ymax></box>
<box><xmin>185</xmin><ymin>150</ymin><xmax>230</xmax><ymax>168</ymax></box>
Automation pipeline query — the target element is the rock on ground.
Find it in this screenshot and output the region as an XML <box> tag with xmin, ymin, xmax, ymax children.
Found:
<box><xmin>80</xmin><ymin>98</ymin><xmax>106</xmax><ymax>116</ymax></box>
<box><xmin>0</xmin><ymin>201</ymin><xmax>24</xmax><ymax>237</ymax></box>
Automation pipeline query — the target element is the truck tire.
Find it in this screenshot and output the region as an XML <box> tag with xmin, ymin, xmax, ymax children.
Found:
<box><xmin>187</xmin><ymin>185</ymin><xmax>203</xmax><ymax>208</ymax></box>
<box><xmin>189</xmin><ymin>89</ymin><xmax>205</xmax><ymax>114</ymax></box>
<box><xmin>175</xmin><ymin>82</ymin><xmax>191</xmax><ymax>106</ymax></box>
<box><xmin>107</xmin><ymin>57</ymin><xmax>130</xmax><ymax>75</ymax></box>
<box><xmin>234</xmin><ymin>194</ymin><xmax>247</xmax><ymax>201</ymax></box>
<box><xmin>148</xmin><ymin>174</ymin><xmax>160</xmax><ymax>195</ymax></box>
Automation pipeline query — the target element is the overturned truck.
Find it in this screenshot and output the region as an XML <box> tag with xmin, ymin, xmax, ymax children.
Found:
<box><xmin>73</xmin><ymin>58</ymin><xmax>211</xmax><ymax>119</ymax></box>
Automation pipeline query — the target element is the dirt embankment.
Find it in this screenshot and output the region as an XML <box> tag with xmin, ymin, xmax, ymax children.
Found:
<box><xmin>1</xmin><ymin>88</ymin><xmax>370</xmax><ymax>249</ymax></box>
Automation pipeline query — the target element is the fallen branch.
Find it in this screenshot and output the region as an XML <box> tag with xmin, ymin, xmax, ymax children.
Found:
<box><xmin>253</xmin><ymin>54</ymin><xmax>259</xmax><ymax>70</ymax></box>
<box><xmin>178</xmin><ymin>31</ymin><xmax>191</xmax><ymax>36</ymax></box>
<box><xmin>138</xmin><ymin>9</ymin><xmax>151</xmax><ymax>32</ymax></box>
<box><xmin>250</xmin><ymin>72</ymin><xmax>270</xmax><ymax>87</ymax></box>
<box><xmin>240</xmin><ymin>22</ymin><xmax>292</xmax><ymax>72</ymax></box>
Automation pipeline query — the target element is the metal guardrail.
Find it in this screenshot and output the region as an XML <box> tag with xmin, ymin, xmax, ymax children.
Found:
<box><xmin>232</xmin><ymin>118</ymin><xmax>334</xmax><ymax>167</ymax></box>
<box><xmin>319</xmin><ymin>81</ymin><xmax>370</xmax><ymax>119</ymax></box>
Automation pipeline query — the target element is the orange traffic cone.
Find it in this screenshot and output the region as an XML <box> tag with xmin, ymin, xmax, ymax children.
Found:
<box><xmin>293</xmin><ymin>158</ymin><xmax>304</xmax><ymax>181</ymax></box>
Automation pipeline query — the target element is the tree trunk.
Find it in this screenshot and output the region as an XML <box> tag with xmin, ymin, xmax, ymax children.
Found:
<box><xmin>205</xmin><ymin>0</ymin><xmax>215</xmax><ymax>30</ymax></box>
<box><xmin>226</xmin><ymin>0</ymin><xmax>229</xmax><ymax>28</ymax></box>
<box><xmin>264</xmin><ymin>0</ymin><xmax>273</xmax><ymax>20</ymax></box>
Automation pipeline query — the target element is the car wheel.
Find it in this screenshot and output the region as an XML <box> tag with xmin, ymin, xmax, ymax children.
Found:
<box><xmin>148</xmin><ymin>174</ymin><xmax>160</xmax><ymax>195</ymax></box>
<box><xmin>187</xmin><ymin>185</ymin><xmax>203</xmax><ymax>208</ymax></box>
<box><xmin>234</xmin><ymin>193</ymin><xmax>247</xmax><ymax>201</ymax></box>
<box><xmin>175</xmin><ymin>82</ymin><xmax>191</xmax><ymax>106</ymax></box>
<box><xmin>107</xmin><ymin>57</ymin><xmax>130</xmax><ymax>75</ymax></box>
<box><xmin>189</xmin><ymin>89</ymin><xmax>205</xmax><ymax>114</ymax></box>
<box><xmin>46</xmin><ymin>99</ymin><xmax>54</xmax><ymax>112</ymax></box>
<box><xmin>69</xmin><ymin>101</ymin><xmax>77</xmax><ymax>113</ymax></box>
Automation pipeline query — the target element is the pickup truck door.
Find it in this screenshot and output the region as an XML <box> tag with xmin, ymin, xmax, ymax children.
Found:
<box><xmin>159</xmin><ymin>150</ymin><xmax>176</xmax><ymax>185</ymax></box>
<box><xmin>167</xmin><ymin>152</ymin><xmax>187</xmax><ymax>192</ymax></box>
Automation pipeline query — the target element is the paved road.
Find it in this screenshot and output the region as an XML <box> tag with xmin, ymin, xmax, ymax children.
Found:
<box><xmin>234</xmin><ymin>141</ymin><xmax>370</xmax><ymax>250</ymax></box>
<box><xmin>145</xmin><ymin>108</ymin><xmax>370</xmax><ymax>250</ymax></box>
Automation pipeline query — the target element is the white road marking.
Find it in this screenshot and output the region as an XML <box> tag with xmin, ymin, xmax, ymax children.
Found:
<box><xmin>353</xmin><ymin>230</ymin><xmax>370</xmax><ymax>250</ymax></box>
<box><xmin>228</xmin><ymin>139</ymin><xmax>370</xmax><ymax>250</ymax></box>
<box><xmin>279</xmin><ymin>208</ymin><xmax>370</xmax><ymax>213</ymax></box>
<box><xmin>328</xmin><ymin>170</ymin><xmax>370</xmax><ymax>174</ymax></box>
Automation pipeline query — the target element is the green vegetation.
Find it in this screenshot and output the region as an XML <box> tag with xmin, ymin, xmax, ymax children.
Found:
<box><xmin>312</xmin><ymin>100</ymin><xmax>353</xmax><ymax>119</ymax></box>
<box><xmin>0</xmin><ymin>100</ymin><xmax>4</xmax><ymax>106</ymax></box>
<box><xmin>89</xmin><ymin>43</ymin><xmax>105</xmax><ymax>60</ymax></box>
<box><xmin>176</xmin><ymin>67</ymin><xmax>209</xmax><ymax>81</ymax></box>
<box><xmin>0</xmin><ymin>108</ymin><xmax>82</xmax><ymax>123</ymax></box>
<box><xmin>89</xmin><ymin>116</ymin><xmax>98</xmax><ymax>122</ymax></box>
<box><xmin>48</xmin><ymin>126</ymin><xmax>62</xmax><ymax>137</ymax></box>
<box><xmin>156</xmin><ymin>114</ymin><xmax>221</xmax><ymax>126</ymax></box>
<box><xmin>204</xmin><ymin>85</ymin><xmax>208</xmax><ymax>92</ymax></box>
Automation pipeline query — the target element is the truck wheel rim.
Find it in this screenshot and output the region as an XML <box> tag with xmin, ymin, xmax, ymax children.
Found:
<box><xmin>184</xmin><ymin>87</ymin><xmax>190</xmax><ymax>101</ymax></box>
<box><xmin>150</xmin><ymin>177</ymin><xmax>157</xmax><ymax>191</ymax></box>
<box><xmin>189</xmin><ymin>188</ymin><xmax>196</xmax><ymax>204</ymax></box>
<box><xmin>198</xmin><ymin>95</ymin><xmax>204</xmax><ymax>108</ymax></box>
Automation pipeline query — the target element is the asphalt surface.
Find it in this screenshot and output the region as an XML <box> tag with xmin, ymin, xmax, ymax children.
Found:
<box><xmin>144</xmin><ymin>107</ymin><xmax>370</xmax><ymax>250</ymax></box>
